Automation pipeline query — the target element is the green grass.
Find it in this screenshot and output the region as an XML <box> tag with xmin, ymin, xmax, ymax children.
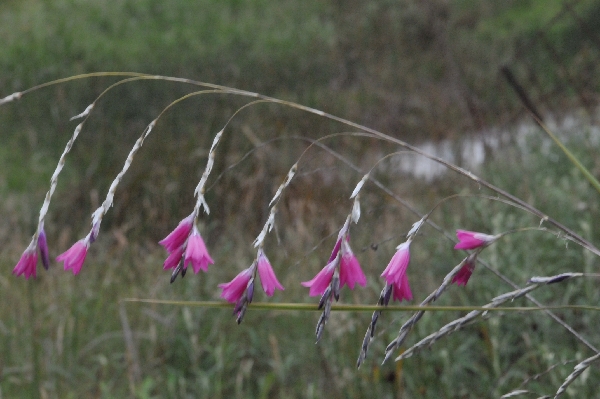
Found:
<box><xmin>2</xmin><ymin>1</ymin><xmax>600</xmax><ymax>397</ymax></box>
<box><xmin>2</xmin><ymin>116</ymin><xmax>600</xmax><ymax>398</ymax></box>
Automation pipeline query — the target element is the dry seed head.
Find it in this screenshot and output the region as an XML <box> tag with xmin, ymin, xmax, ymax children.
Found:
<box><xmin>351</xmin><ymin>195</ymin><xmax>361</xmax><ymax>224</ymax></box>
<box><xmin>253</xmin><ymin>210</ymin><xmax>275</xmax><ymax>248</ymax></box>
<box><xmin>350</xmin><ymin>173</ymin><xmax>369</xmax><ymax>199</ymax></box>
<box><xmin>269</xmin><ymin>163</ymin><xmax>297</xmax><ymax>206</ymax></box>
<box><xmin>70</xmin><ymin>103</ymin><xmax>94</xmax><ymax>121</ymax></box>
<box><xmin>194</xmin><ymin>129</ymin><xmax>223</xmax><ymax>198</ymax></box>
<box><xmin>92</xmin><ymin>119</ymin><xmax>158</xmax><ymax>231</ymax></box>
<box><xmin>0</xmin><ymin>91</ymin><xmax>22</xmax><ymax>105</ymax></box>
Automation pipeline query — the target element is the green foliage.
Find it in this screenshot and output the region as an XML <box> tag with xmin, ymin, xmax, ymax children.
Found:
<box><xmin>2</xmin><ymin>1</ymin><xmax>600</xmax><ymax>398</ymax></box>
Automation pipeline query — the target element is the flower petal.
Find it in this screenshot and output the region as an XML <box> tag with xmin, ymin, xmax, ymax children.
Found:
<box><xmin>56</xmin><ymin>240</ymin><xmax>89</xmax><ymax>275</ymax></box>
<box><xmin>13</xmin><ymin>249</ymin><xmax>38</xmax><ymax>279</ymax></box>
<box><xmin>381</xmin><ymin>241</ymin><xmax>410</xmax><ymax>286</ymax></box>
<box><xmin>256</xmin><ymin>250</ymin><xmax>284</xmax><ymax>296</ymax></box>
<box><xmin>184</xmin><ymin>227</ymin><xmax>214</xmax><ymax>273</ymax></box>
<box><xmin>339</xmin><ymin>240</ymin><xmax>366</xmax><ymax>289</ymax></box>
<box><xmin>159</xmin><ymin>214</ymin><xmax>193</xmax><ymax>252</ymax></box>
<box><xmin>219</xmin><ymin>268</ymin><xmax>253</xmax><ymax>303</ymax></box>
<box><xmin>392</xmin><ymin>274</ymin><xmax>412</xmax><ymax>302</ymax></box>
<box><xmin>301</xmin><ymin>261</ymin><xmax>336</xmax><ymax>297</ymax></box>
<box><xmin>454</xmin><ymin>229</ymin><xmax>496</xmax><ymax>250</ymax></box>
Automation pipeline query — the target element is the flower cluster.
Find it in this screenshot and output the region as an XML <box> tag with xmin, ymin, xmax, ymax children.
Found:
<box><xmin>301</xmin><ymin>221</ymin><xmax>368</xmax><ymax>341</ymax></box>
<box><xmin>218</xmin><ymin>248</ymin><xmax>284</xmax><ymax>323</ymax></box>
<box><xmin>13</xmin><ymin>225</ymin><xmax>50</xmax><ymax>279</ymax></box>
<box><xmin>159</xmin><ymin>214</ymin><xmax>214</xmax><ymax>281</ymax></box>
<box><xmin>301</xmin><ymin>228</ymin><xmax>366</xmax><ymax>296</ymax></box>
<box><xmin>219</xmin><ymin>248</ymin><xmax>284</xmax><ymax>303</ymax></box>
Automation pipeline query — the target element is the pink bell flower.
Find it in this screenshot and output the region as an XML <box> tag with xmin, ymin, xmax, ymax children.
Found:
<box><xmin>381</xmin><ymin>241</ymin><xmax>412</xmax><ymax>302</ymax></box>
<box><xmin>452</xmin><ymin>254</ymin><xmax>477</xmax><ymax>286</ymax></box>
<box><xmin>339</xmin><ymin>239</ymin><xmax>367</xmax><ymax>290</ymax></box>
<box><xmin>13</xmin><ymin>248</ymin><xmax>38</xmax><ymax>279</ymax></box>
<box><xmin>454</xmin><ymin>230</ymin><xmax>497</xmax><ymax>250</ymax></box>
<box><xmin>302</xmin><ymin>235</ymin><xmax>366</xmax><ymax>296</ymax></box>
<box><xmin>184</xmin><ymin>226</ymin><xmax>214</xmax><ymax>273</ymax></box>
<box><xmin>301</xmin><ymin>259</ymin><xmax>337</xmax><ymax>297</ymax></box>
<box><xmin>159</xmin><ymin>214</ymin><xmax>193</xmax><ymax>253</ymax></box>
<box><xmin>163</xmin><ymin>245</ymin><xmax>185</xmax><ymax>270</ymax></box>
<box><xmin>219</xmin><ymin>268</ymin><xmax>253</xmax><ymax>303</ymax></box>
<box><xmin>56</xmin><ymin>239</ymin><xmax>89</xmax><ymax>275</ymax></box>
<box><xmin>256</xmin><ymin>249</ymin><xmax>284</xmax><ymax>296</ymax></box>
<box><xmin>392</xmin><ymin>273</ymin><xmax>413</xmax><ymax>302</ymax></box>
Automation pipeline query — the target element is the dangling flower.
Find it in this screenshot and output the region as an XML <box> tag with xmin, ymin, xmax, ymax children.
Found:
<box><xmin>184</xmin><ymin>226</ymin><xmax>214</xmax><ymax>273</ymax></box>
<box><xmin>302</xmin><ymin>232</ymin><xmax>366</xmax><ymax>296</ymax></box>
<box><xmin>301</xmin><ymin>258</ymin><xmax>337</xmax><ymax>297</ymax></box>
<box><xmin>452</xmin><ymin>253</ymin><xmax>477</xmax><ymax>286</ymax></box>
<box><xmin>392</xmin><ymin>273</ymin><xmax>413</xmax><ymax>302</ymax></box>
<box><xmin>339</xmin><ymin>239</ymin><xmax>367</xmax><ymax>290</ymax></box>
<box><xmin>381</xmin><ymin>241</ymin><xmax>412</xmax><ymax>302</ymax></box>
<box><xmin>219</xmin><ymin>267</ymin><xmax>254</xmax><ymax>304</ymax></box>
<box><xmin>162</xmin><ymin>245</ymin><xmax>185</xmax><ymax>270</ymax></box>
<box><xmin>13</xmin><ymin>247</ymin><xmax>38</xmax><ymax>279</ymax></box>
<box><xmin>56</xmin><ymin>239</ymin><xmax>89</xmax><ymax>275</ymax></box>
<box><xmin>159</xmin><ymin>214</ymin><xmax>193</xmax><ymax>252</ymax></box>
<box><xmin>454</xmin><ymin>230</ymin><xmax>497</xmax><ymax>250</ymax></box>
<box><xmin>13</xmin><ymin>224</ymin><xmax>52</xmax><ymax>279</ymax></box>
<box><xmin>256</xmin><ymin>249</ymin><xmax>284</xmax><ymax>296</ymax></box>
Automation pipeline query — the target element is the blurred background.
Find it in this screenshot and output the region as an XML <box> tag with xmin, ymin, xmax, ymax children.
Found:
<box><xmin>1</xmin><ymin>0</ymin><xmax>600</xmax><ymax>397</ymax></box>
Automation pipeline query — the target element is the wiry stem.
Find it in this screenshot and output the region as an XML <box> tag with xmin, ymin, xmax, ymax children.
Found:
<box><xmin>0</xmin><ymin>91</ymin><xmax>22</xmax><ymax>105</ymax></box>
<box><xmin>91</xmin><ymin>119</ymin><xmax>157</xmax><ymax>233</ymax></box>
<box><xmin>554</xmin><ymin>352</ymin><xmax>600</xmax><ymax>398</ymax></box>
<box><xmin>381</xmin><ymin>253</ymin><xmax>479</xmax><ymax>364</ymax></box>
<box><xmin>357</xmin><ymin>284</ymin><xmax>392</xmax><ymax>368</ymax></box>
<box><xmin>7</xmin><ymin>72</ymin><xmax>597</xmax><ymax>256</ymax></box>
<box><xmin>35</xmin><ymin>115</ymin><xmax>90</xmax><ymax>244</ymax></box>
<box><xmin>395</xmin><ymin>273</ymin><xmax>584</xmax><ymax>362</ymax></box>
<box><xmin>193</xmin><ymin>129</ymin><xmax>223</xmax><ymax>217</ymax></box>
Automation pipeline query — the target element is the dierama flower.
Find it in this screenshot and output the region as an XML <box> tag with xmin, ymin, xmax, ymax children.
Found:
<box><xmin>302</xmin><ymin>234</ymin><xmax>366</xmax><ymax>296</ymax></box>
<box><xmin>380</xmin><ymin>241</ymin><xmax>413</xmax><ymax>302</ymax></box>
<box><xmin>184</xmin><ymin>226</ymin><xmax>214</xmax><ymax>273</ymax></box>
<box><xmin>13</xmin><ymin>247</ymin><xmax>38</xmax><ymax>279</ymax></box>
<box><xmin>454</xmin><ymin>230</ymin><xmax>497</xmax><ymax>250</ymax></box>
<box><xmin>163</xmin><ymin>245</ymin><xmax>185</xmax><ymax>270</ymax></box>
<box><xmin>452</xmin><ymin>253</ymin><xmax>477</xmax><ymax>286</ymax></box>
<box><xmin>159</xmin><ymin>214</ymin><xmax>193</xmax><ymax>253</ymax></box>
<box><xmin>339</xmin><ymin>239</ymin><xmax>367</xmax><ymax>289</ymax></box>
<box><xmin>301</xmin><ymin>258</ymin><xmax>337</xmax><ymax>297</ymax></box>
<box><xmin>13</xmin><ymin>224</ymin><xmax>51</xmax><ymax>279</ymax></box>
<box><xmin>56</xmin><ymin>239</ymin><xmax>89</xmax><ymax>275</ymax></box>
<box><xmin>392</xmin><ymin>274</ymin><xmax>412</xmax><ymax>302</ymax></box>
<box><xmin>219</xmin><ymin>267</ymin><xmax>253</xmax><ymax>303</ymax></box>
<box><xmin>256</xmin><ymin>249</ymin><xmax>284</xmax><ymax>296</ymax></box>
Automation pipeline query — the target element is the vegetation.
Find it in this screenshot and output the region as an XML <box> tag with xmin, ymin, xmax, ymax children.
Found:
<box><xmin>1</xmin><ymin>0</ymin><xmax>600</xmax><ymax>398</ymax></box>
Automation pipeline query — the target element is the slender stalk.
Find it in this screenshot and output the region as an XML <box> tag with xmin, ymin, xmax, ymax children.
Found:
<box><xmin>121</xmin><ymin>298</ymin><xmax>600</xmax><ymax>313</ymax></box>
<box><xmin>534</xmin><ymin>115</ymin><xmax>600</xmax><ymax>196</ymax></box>
<box><xmin>3</xmin><ymin>72</ymin><xmax>599</xmax><ymax>256</ymax></box>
